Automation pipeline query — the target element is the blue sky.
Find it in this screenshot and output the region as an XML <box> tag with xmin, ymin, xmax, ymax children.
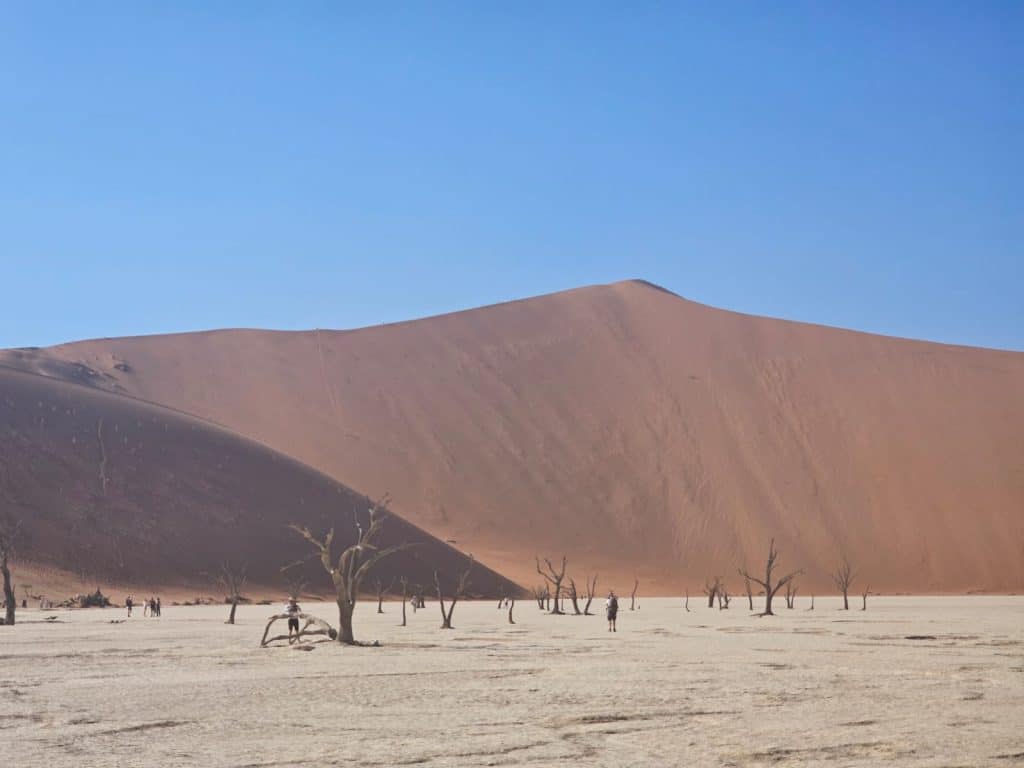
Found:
<box><xmin>1</xmin><ymin>3</ymin><xmax>1021</xmax><ymax>350</ymax></box>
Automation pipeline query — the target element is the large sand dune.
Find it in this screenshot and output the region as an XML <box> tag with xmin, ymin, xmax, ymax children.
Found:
<box><xmin>3</xmin><ymin>280</ymin><xmax>1023</xmax><ymax>593</ymax></box>
<box><xmin>0</xmin><ymin>366</ymin><xmax>519</xmax><ymax>598</ymax></box>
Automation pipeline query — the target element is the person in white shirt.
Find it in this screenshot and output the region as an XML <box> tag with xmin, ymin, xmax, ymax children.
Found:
<box><xmin>605</xmin><ymin>591</ymin><xmax>619</xmax><ymax>632</ymax></box>
<box><xmin>285</xmin><ymin>598</ymin><xmax>302</xmax><ymax>644</ymax></box>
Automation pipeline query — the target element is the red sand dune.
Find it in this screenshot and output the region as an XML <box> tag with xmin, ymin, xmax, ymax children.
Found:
<box><xmin>3</xmin><ymin>280</ymin><xmax>1022</xmax><ymax>594</ymax></box>
<box><xmin>0</xmin><ymin>366</ymin><xmax>518</xmax><ymax>599</ymax></box>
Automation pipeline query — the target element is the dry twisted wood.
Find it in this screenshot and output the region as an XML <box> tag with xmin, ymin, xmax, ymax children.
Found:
<box><xmin>260</xmin><ymin>612</ymin><xmax>337</xmax><ymax>647</ymax></box>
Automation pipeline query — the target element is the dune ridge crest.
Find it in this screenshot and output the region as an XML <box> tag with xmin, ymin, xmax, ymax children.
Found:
<box><xmin>3</xmin><ymin>279</ymin><xmax>1022</xmax><ymax>593</ymax></box>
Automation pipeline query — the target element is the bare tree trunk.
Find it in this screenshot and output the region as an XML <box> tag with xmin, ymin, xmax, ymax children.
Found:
<box><xmin>337</xmin><ymin>597</ymin><xmax>355</xmax><ymax>644</ymax></box>
<box><xmin>630</xmin><ymin>577</ymin><xmax>638</xmax><ymax>610</ymax></box>
<box><xmin>568</xmin><ymin>579</ymin><xmax>582</xmax><ymax>615</ymax></box>
<box><xmin>684</xmin><ymin>589</ymin><xmax>690</xmax><ymax>612</ymax></box>
<box><xmin>508</xmin><ymin>599</ymin><xmax>515</xmax><ymax>624</ymax></box>
<box><xmin>717</xmin><ymin>585</ymin><xmax>731</xmax><ymax>609</ymax></box>
<box><xmin>808</xmin><ymin>594</ymin><xmax>815</xmax><ymax>611</ymax></box>
<box><xmin>704</xmin><ymin>577</ymin><xmax>720</xmax><ymax>608</ymax></box>
<box><xmin>582</xmin><ymin>574</ymin><xmax>598</xmax><ymax>615</ymax></box>
<box><xmin>832</xmin><ymin>557</ymin><xmax>855</xmax><ymax>610</ymax></box>
<box><xmin>1</xmin><ymin>519</ymin><xmax>21</xmax><ymax>627</ymax></box>
<box><xmin>861</xmin><ymin>586</ymin><xmax>869</xmax><ymax>611</ymax></box>
<box><xmin>738</xmin><ymin>538</ymin><xmax>802</xmax><ymax>617</ymax></box>
<box><xmin>1</xmin><ymin>558</ymin><xmax>15</xmax><ymax>626</ymax></box>
<box><xmin>439</xmin><ymin>602</ymin><xmax>453</xmax><ymax>629</ymax></box>
<box><xmin>536</xmin><ymin>557</ymin><xmax>567</xmax><ymax>615</ymax></box>
<box><xmin>400</xmin><ymin>578</ymin><xmax>407</xmax><ymax>627</ymax></box>
<box><xmin>219</xmin><ymin>561</ymin><xmax>247</xmax><ymax>625</ymax></box>
<box><xmin>375</xmin><ymin>577</ymin><xmax>395</xmax><ymax>614</ymax></box>
<box><xmin>287</xmin><ymin>495</ymin><xmax>410</xmax><ymax>645</ymax></box>
<box><xmin>435</xmin><ymin>560</ymin><xmax>472</xmax><ymax>630</ymax></box>
<box><xmin>744</xmin><ymin>574</ymin><xmax>754</xmax><ymax>610</ymax></box>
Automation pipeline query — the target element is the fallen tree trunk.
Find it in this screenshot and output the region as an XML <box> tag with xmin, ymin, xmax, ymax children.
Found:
<box><xmin>260</xmin><ymin>612</ymin><xmax>338</xmax><ymax>647</ymax></box>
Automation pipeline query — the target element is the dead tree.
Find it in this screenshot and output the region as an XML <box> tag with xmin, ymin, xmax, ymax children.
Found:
<box><xmin>684</xmin><ymin>589</ymin><xmax>690</xmax><ymax>612</ymax></box>
<box><xmin>630</xmin><ymin>577</ymin><xmax>639</xmax><ymax>610</ymax></box>
<box><xmin>567</xmin><ymin>578</ymin><xmax>583</xmax><ymax>615</ymax></box>
<box><xmin>0</xmin><ymin>515</ymin><xmax>21</xmax><ymax>626</ymax></box>
<box><xmin>582</xmin><ymin>574</ymin><xmax>599</xmax><ymax>615</ymax></box>
<box><xmin>808</xmin><ymin>594</ymin><xmax>815</xmax><ymax>611</ymax></box>
<box><xmin>507</xmin><ymin>599</ymin><xmax>515</xmax><ymax>624</ymax></box>
<box><xmin>861</xmin><ymin>585</ymin><xmax>870</xmax><ymax>611</ymax></box>
<box><xmin>743</xmin><ymin>570</ymin><xmax>755</xmax><ymax>610</ymax></box>
<box><xmin>435</xmin><ymin>557</ymin><xmax>473</xmax><ymax>629</ymax></box>
<box><xmin>717</xmin><ymin>585</ymin><xmax>731</xmax><ymax>610</ymax></box>
<box><xmin>785</xmin><ymin>581</ymin><xmax>797</xmax><ymax>609</ymax></box>
<box><xmin>219</xmin><ymin>561</ymin><xmax>248</xmax><ymax>625</ymax></box>
<box><xmin>399</xmin><ymin>576</ymin><xmax>408</xmax><ymax>627</ymax></box>
<box><xmin>831</xmin><ymin>556</ymin><xmax>856</xmax><ymax>610</ymax></box>
<box><xmin>536</xmin><ymin>556</ymin><xmax>567</xmax><ymax>615</ymax></box>
<box><xmin>738</xmin><ymin>538</ymin><xmax>803</xmax><ymax>617</ymax></box>
<box><xmin>375</xmin><ymin>576</ymin><xmax>396</xmax><ymax>614</ymax></box>
<box><xmin>532</xmin><ymin>585</ymin><xmax>547</xmax><ymax>610</ymax></box>
<box><xmin>288</xmin><ymin>495</ymin><xmax>409</xmax><ymax>645</ymax></box>
<box><xmin>703</xmin><ymin>576</ymin><xmax>722</xmax><ymax>608</ymax></box>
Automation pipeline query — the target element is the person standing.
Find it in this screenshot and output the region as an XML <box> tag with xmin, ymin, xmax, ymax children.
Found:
<box><xmin>605</xmin><ymin>590</ymin><xmax>619</xmax><ymax>632</ymax></box>
<box><xmin>126</xmin><ymin>595</ymin><xmax>133</xmax><ymax>617</ymax></box>
<box><xmin>285</xmin><ymin>597</ymin><xmax>302</xmax><ymax>644</ymax></box>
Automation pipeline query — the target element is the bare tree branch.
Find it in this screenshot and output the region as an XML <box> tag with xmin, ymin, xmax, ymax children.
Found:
<box><xmin>535</xmin><ymin>555</ymin><xmax>567</xmax><ymax>615</ymax></box>
<box><xmin>288</xmin><ymin>493</ymin><xmax>407</xmax><ymax>644</ymax></box>
<box><xmin>435</xmin><ymin>556</ymin><xmax>473</xmax><ymax>629</ymax></box>
<box><xmin>738</xmin><ymin>538</ymin><xmax>803</xmax><ymax>616</ymax></box>
<box><xmin>831</xmin><ymin>556</ymin><xmax>856</xmax><ymax>610</ymax></box>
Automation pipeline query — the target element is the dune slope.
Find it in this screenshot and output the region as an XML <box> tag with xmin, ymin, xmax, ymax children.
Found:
<box><xmin>3</xmin><ymin>280</ymin><xmax>1022</xmax><ymax>593</ymax></box>
<box><xmin>0</xmin><ymin>366</ymin><xmax>520</xmax><ymax>598</ymax></box>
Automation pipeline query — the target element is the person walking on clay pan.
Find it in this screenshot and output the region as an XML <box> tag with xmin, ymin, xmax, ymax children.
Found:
<box><xmin>605</xmin><ymin>590</ymin><xmax>619</xmax><ymax>632</ymax></box>
<box><xmin>154</xmin><ymin>597</ymin><xmax>161</xmax><ymax>617</ymax></box>
<box><xmin>126</xmin><ymin>595</ymin><xmax>133</xmax><ymax>617</ymax></box>
<box><xmin>285</xmin><ymin>597</ymin><xmax>302</xmax><ymax>644</ymax></box>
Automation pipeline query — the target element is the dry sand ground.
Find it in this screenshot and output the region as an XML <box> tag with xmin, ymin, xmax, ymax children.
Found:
<box><xmin>3</xmin><ymin>597</ymin><xmax>1022</xmax><ymax>767</ymax></box>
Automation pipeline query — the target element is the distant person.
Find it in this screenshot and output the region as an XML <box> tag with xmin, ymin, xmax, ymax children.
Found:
<box><xmin>143</xmin><ymin>597</ymin><xmax>150</xmax><ymax>617</ymax></box>
<box><xmin>126</xmin><ymin>595</ymin><xmax>134</xmax><ymax>617</ymax></box>
<box><xmin>155</xmin><ymin>597</ymin><xmax>162</xmax><ymax>617</ymax></box>
<box><xmin>285</xmin><ymin>597</ymin><xmax>302</xmax><ymax>644</ymax></box>
<box><xmin>605</xmin><ymin>590</ymin><xmax>619</xmax><ymax>632</ymax></box>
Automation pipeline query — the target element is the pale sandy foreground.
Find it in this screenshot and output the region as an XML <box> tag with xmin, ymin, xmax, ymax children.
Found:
<box><xmin>3</xmin><ymin>597</ymin><xmax>1022</xmax><ymax>767</ymax></box>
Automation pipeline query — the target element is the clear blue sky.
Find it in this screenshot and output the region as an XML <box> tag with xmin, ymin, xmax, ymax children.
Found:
<box><xmin>2</xmin><ymin>3</ymin><xmax>1021</xmax><ymax>350</ymax></box>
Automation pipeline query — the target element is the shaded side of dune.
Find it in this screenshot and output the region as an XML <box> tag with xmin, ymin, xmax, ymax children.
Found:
<box><xmin>0</xmin><ymin>366</ymin><xmax>522</xmax><ymax>598</ymax></box>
